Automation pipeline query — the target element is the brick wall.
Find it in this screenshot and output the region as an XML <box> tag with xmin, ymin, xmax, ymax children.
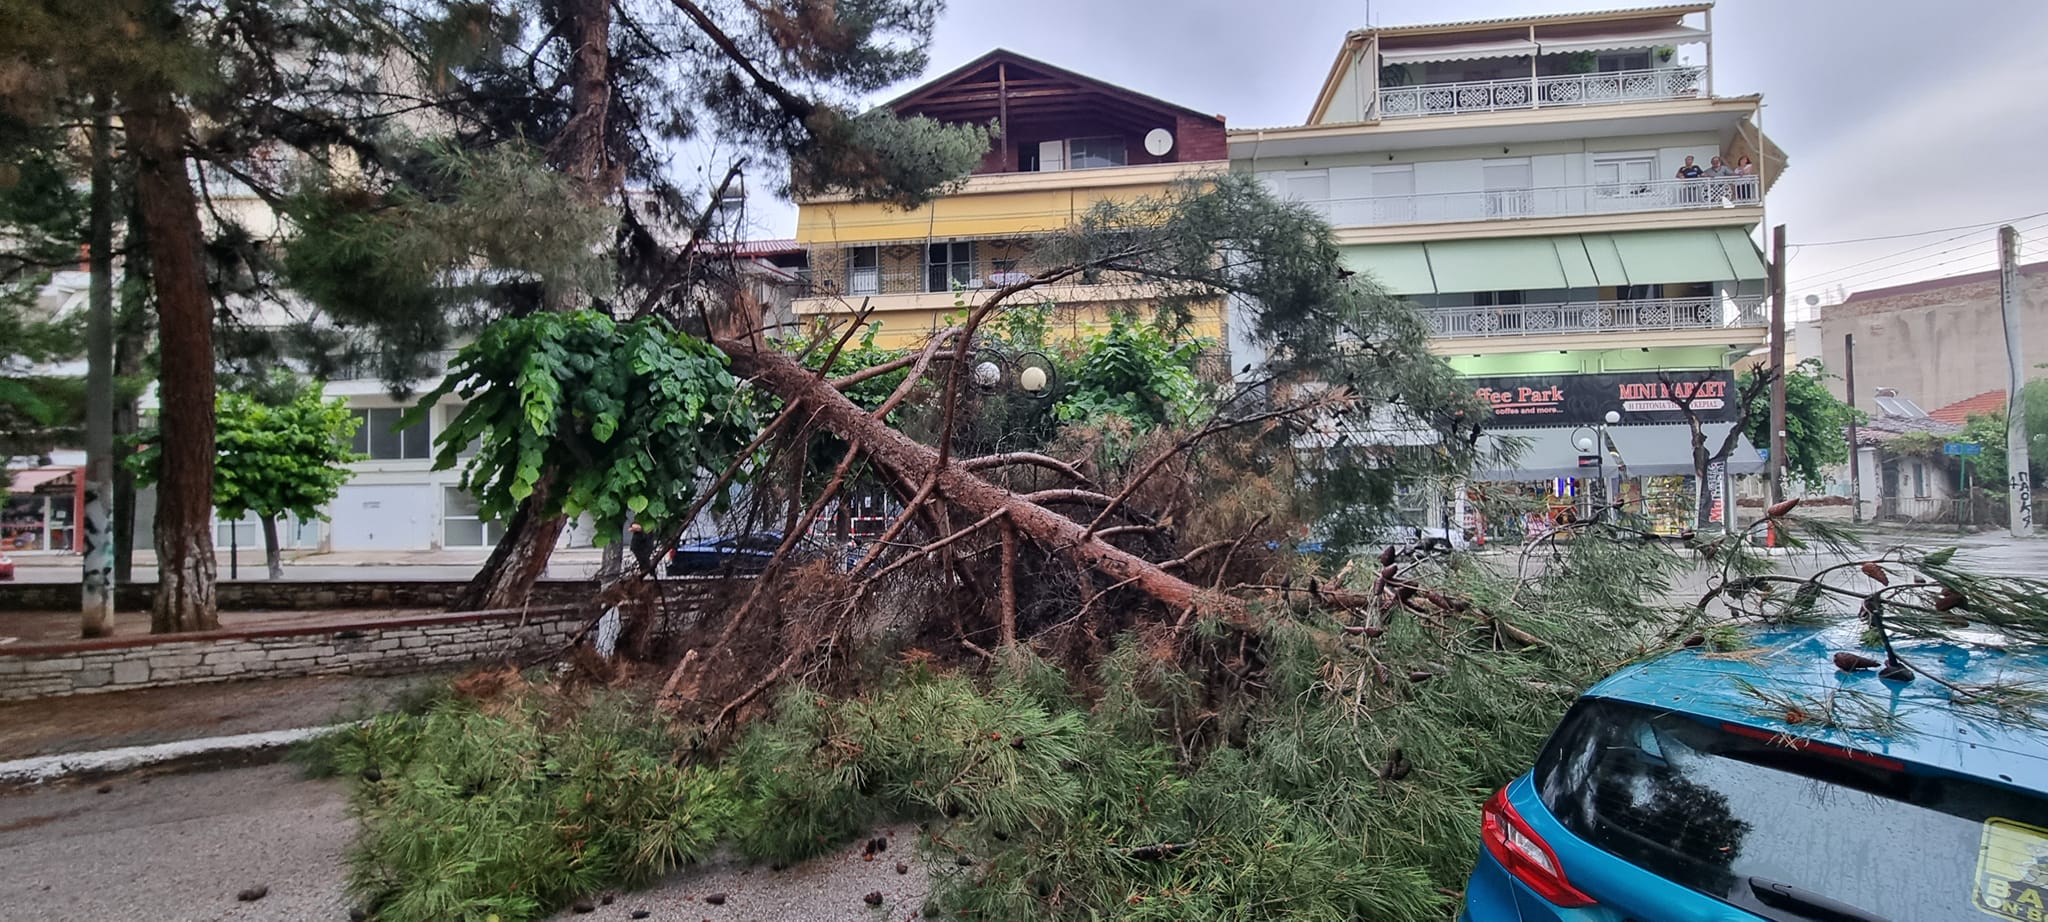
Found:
<box><xmin>0</xmin><ymin>607</ymin><xmax>603</xmax><ymax>700</ymax></box>
<box><xmin>0</xmin><ymin>579</ymin><xmax>597</xmax><ymax>613</ymax></box>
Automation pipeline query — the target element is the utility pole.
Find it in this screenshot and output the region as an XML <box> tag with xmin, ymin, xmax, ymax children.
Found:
<box><xmin>81</xmin><ymin>97</ymin><xmax>116</xmax><ymax>637</ymax></box>
<box><xmin>2001</xmin><ymin>224</ymin><xmax>2032</xmax><ymax>536</ymax></box>
<box><xmin>1767</xmin><ymin>224</ymin><xmax>1788</xmax><ymax>507</ymax></box>
<box><xmin>1845</xmin><ymin>333</ymin><xmax>1862</xmax><ymax>524</ymax></box>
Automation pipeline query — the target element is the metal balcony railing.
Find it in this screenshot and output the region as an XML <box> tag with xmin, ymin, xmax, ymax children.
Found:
<box><xmin>795</xmin><ymin>266</ymin><xmax>1079</xmax><ymax>299</ymax></box>
<box><xmin>1300</xmin><ymin>175</ymin><xmax>1759</xmax><ymax>227</ymax></box>
<box><xmin>1422</xmin><ymin>297</ymin><xmax>1766</xmax><ymax>339</ymax></box>
<box><xmin>1376</xmin><ymin>66</ymin><xmax>1706</xmax><ymax>119</ymax></box>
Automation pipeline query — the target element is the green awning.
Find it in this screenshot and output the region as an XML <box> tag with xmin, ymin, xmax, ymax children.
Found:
<box><xmin>1552</xmin><ymin>237</ymin><xmax>1599</xmax><ymax>289</ymax></box>
<box><xmin>1716</xmin><ymin>227</ymin><xmax>1769</xmax><ymax>280</ymax></box>
<box><xmin>1422</xmin><ymin>238</ymin><xmax>1568</xmax><ymax>292</ymax></box>
<box><xmin>1342</xmin><ymin>243</ymin><xmax>1436</xmax><ymax>295</ymax></box>
<box><xmin>1607</xmin><ymin>228</ymin><xmax>1765</xmax><ymax>285</ymax></box>
<box><xmin>1581</xmin><ymin>233</ymin><xmax>1629</xmax><ymax>286</ymax></box>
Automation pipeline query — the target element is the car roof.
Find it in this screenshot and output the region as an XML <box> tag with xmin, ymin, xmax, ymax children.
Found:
<box><xmin>1586</xmin><ymin>623</ymin><xmax>2048</xmax><ymax>792</ymax></box>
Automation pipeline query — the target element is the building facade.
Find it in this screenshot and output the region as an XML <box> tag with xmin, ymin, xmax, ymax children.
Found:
<box><xmin>1233</xmin><ymin>2</ymin><xmax>1779</xmax><ymax>535</ymax></box>
<box><xmin>791</xmin><ymin>50</ymin><xmax>1230</xmax><ymax>348</ymax></box>
<box><xmin>1819</xmin><ymin>261</ymin><xmax>2048</xmax><ymax>413</ymax></box>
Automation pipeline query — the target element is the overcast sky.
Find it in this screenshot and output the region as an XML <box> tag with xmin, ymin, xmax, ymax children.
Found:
<box><xmin>743</xmin><ymin>0</ymin><xmax>2048</xmax><ymax>315</ymax></box>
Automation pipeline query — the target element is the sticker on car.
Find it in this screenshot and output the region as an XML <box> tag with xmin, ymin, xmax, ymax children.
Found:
<box><xmin>1977</xmin><ymin>817</ymin><xmax>2048</xmax><ymax>919</ymax></box>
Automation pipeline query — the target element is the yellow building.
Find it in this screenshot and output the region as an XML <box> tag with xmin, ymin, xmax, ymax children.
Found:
<box><xmin>791</xmin><ymin>50</ymin><xmax>1231</xmax><ymax>349</ymax></box>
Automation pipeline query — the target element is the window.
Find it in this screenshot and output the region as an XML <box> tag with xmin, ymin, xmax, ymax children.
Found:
<box><xmin>1597</xmin><ymin>51</ymin><xmax>1651</xmax><ymax>72</ymax></box>
<box><xmin>1482</xmin><ymin>158</ymin><xmax>1534</xmax><ymax>217</ymax></box>
<box><xmin>1067</xmin><ymin>137</ymin><xmax>1127</xmax><ymax>170</ymax></box>
<box><xmin>1371</xmin><ymin>165</ymin><xmax>1415</xmax><ymax>223</ymax></box>
<box><xmin>1593</xmin><ymin>155</ymin><xmax>1658</xmax><ymax>204</ymax></box>
<box><xmin>1913</xmin><ymin>462</ymin><xmax>1928</xmax><ymax>499</ymax></box>
<box><xmin>1283</xmin><ymin>170</ymin><xmax>1331</xmax><ymax>219</ymax></box>
<box><xmin>1535</xmin><ymin>697</ymin><xmax>2043</xmax><ymax>922</ymax></box>
<box><xmin>846</xmin><ymin>246</ymin><xmax>880</xmax><ymax>296</ymax></box>
<box><xmin>443</xmin><ymin>487</ymin><xmax>505</xmax><ymax>547</ymax></box>
<box><xmin>926</xmin><ymin>241</ymin><xmax>974</xmax><ymax>293</ymax></box>
<box><xmin>350</xmin><ymin>408</ymin><xmax>431</xmax><ymax>460</ymax></box>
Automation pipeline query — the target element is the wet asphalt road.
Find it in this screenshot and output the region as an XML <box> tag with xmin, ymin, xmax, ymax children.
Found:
<box><xmin>0</xmin><ymin>764</ymin><xmax>351</xmax><ymax>921</ymax></box>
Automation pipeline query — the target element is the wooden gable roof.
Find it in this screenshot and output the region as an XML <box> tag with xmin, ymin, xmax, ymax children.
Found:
<box><xmin>884</xmin><ymin>49</ymin><xmax>1223</xmax><ymax>130</ymax></box>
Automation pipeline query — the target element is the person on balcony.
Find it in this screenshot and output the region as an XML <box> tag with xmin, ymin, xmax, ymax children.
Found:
<box><xmin>1704</xmin><ymin>156</ymin><xmax>1737</xmax><ymax>205</ymax></box>
<box><xmin>1675</xmin><ymin>155</ymin><xmax>1705</xmax><ymax>205</ymax></box>
<box><xmin>1733</xmin><ymin>155</ymin><xmax>1758</xmax><ymax>203</ymax></box>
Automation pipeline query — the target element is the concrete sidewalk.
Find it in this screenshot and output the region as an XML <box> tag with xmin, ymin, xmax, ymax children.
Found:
<box><xmin>0</xmin><ymin>671</ymin><xmax>450</xmax><ymax>786</ymax></box>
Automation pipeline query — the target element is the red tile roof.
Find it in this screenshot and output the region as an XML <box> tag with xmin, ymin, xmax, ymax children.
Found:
<box><xmin>1930</xmin><ymin>390</ymin><xmax>2007</xmax><ymax>426</ymax></box>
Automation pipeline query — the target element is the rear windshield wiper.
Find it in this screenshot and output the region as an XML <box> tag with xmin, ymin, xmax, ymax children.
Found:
<box><xmin>1748</xmin><ymin>877</ymin><xmax>1892</xmax><ymax>922</ymax></box>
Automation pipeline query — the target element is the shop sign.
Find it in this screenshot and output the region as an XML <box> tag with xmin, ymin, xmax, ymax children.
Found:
<box><xmin>1470</xmin><ymin>371</ymin><xmax>1739</xmax><ymax>427</ymax></box>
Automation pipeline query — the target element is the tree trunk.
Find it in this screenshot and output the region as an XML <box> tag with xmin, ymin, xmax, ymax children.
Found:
<box><xmin>719</xmin><ymin>338</ymin><xmax>1229</xmax><ymax>618</ymax></box>
<box><xmin>260</xmin><ymin>514</ymin><xmax>283</xmax><ymax>580</ymax></box>
<box><xmin>459</xmin><ymin>0</ymin><xmax>610</xmax><ymax>610</ymax></box>
<box><xmin>126</xmin><ymin>90</ymin><xmax>218</xmax><ymax>634</ymax></box>
<box><xmin>113</xmin><ymin>207</ymin><xmax>149</xmax><ymax>585</ymax></box>
<box><xmin>451</xmin><ymin>485</ymin><xmax>568</xmax><ymax>612</ymax></box>
<box><xmin>81</xmin><ymin>95</ymin><xmax>116</xmax><ymax>638</ymax></box>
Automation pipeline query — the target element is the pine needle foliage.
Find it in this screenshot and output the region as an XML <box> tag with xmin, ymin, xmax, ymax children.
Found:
<box><xmin>327</xmin><ymin>688</ymin><xmax>744</xmax><ymax>922</ymax></box>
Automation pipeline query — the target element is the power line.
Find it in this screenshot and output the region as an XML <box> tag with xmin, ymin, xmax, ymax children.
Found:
<box><xmin>1788</xmin><ymin>210</ymin><xmax>2048</xmax><ymax>248</ymax></box>
<box><xmin>1798</xmin><ymin>218</ymin><xmax>2048</xmax><ymax>291</ymax></box>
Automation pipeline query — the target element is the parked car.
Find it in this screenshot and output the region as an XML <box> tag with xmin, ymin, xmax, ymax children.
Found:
<box><xmin>0</xmin><ymin>554</ymin><xmax>12</xmax><ymax>581</ymax></box>
<box><xmin>1461</xmin><ymin>622</ymin><xmax>2048</xmax><ymax>922</ymax></box>
<box><xmin>666</xmin><ymin>532</ymin><xmax>824</xmax><ymax>576</ymax></box>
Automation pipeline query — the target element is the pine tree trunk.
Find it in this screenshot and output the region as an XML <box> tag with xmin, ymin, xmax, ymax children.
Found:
<box><xmin>459</xmin><ymin>0</ymin><xmax>610</xmax><ymax>610</ymax></box>
<box><xmin>260</xmin><ymin>515</ymin><xmax>283</xmax><ymax>581</ymax></box>
<box><xmin>112</xmin><ymin>207</ymin><xmax>149</xmax><ymax>585</ymax></box>
<box><xmin>719</xmin><ymin>338</ymin><xmax>1224</xmax><ymax>617</ymax></box>
<box><xmin>126</xmin><ymin>90</ymin><xmax>218</xmax><ymax>634</ymax></box>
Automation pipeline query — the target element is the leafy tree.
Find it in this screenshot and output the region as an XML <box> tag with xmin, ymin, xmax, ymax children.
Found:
<box><xmin>1943</xmin><ymin>378</ymin><xmax>2048</xmax><ymax>493</ymax></box>
<box><xmin>1055</xmin><ymin>313</ymin><xmax>1208</xmax><ymax>430</ymax></box>
<box><xmin>133</xmin><ymin>381</ymin><xmax>363</xmax><ymax>580</ymax></box>
<box><xmin>416</xmin><ymin>312</ymin><xmax>757</xmax><ymax>556</ymax></box>
<box><xmin>1741</xmin><ymin>358</ymin><xmax>1862</xmax><ymax>491</ymax></box>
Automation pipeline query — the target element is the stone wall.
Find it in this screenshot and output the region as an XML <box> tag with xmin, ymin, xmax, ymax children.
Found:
<box><xmin>0</xmin><ymin>579</ymin><xmax>597</xmax><ymax>613</ymax></box>
<box><xmin>0</xmin><ymin>607</ymin><xmax>606</xmax><ymax>700</ymax></box>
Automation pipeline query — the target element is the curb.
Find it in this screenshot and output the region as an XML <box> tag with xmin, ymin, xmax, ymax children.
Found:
<box><xmin>0</xmin><ymin>723</ymin><xmax>354</xmax><ymax>789</ymax></box>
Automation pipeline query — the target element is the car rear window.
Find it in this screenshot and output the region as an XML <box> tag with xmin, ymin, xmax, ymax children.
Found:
<box><xmin>1534</xmin><ymin>697</ymin><xmax>2048</xmax><ymax>922</ymax></box>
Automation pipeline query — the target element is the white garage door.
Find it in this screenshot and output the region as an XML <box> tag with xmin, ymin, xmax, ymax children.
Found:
<box><xmin>328</xmin><ymin>484</ymin><xmax>438</xmax><ymax>551</ymax></box>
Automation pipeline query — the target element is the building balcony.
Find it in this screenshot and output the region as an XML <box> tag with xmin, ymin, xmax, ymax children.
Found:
<box><xmin>789</xmin><ymin>265</ymin><xmax>1148</xmax><ymax>317</ymax></box>
<box><xmin>1305</xmin><ymin>175</ymin><xmax>1757</xmax><ymax>231</ymax></box>
<box><xmin>1376</xmin><ymin>66</ymin><xmax>1706</xmax><ymax>120</ymax></box>
<box><xmin>1423</xmin><ymin>296</ymin><xmax>1765</xmax><ymax>340</ymax></box>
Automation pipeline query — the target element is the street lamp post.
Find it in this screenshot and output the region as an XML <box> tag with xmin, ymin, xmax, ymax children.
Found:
<box><xmin>1571</xmin><ymin>410</ymin><xmax>1624</xmax><ymax>521</ymax></box>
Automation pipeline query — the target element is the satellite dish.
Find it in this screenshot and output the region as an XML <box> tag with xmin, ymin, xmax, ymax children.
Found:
<box><xmin>1804</xmin><ymin>294</ymin><xmax>1820</xmax><ymax>307</ymax></box>
<box><xmin>1144</xmin><ymin>128</ymin><xmax>1174</xmax><ymax>157</ymax></box>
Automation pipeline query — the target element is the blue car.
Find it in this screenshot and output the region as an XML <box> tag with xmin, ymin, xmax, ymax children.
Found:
<box><xmin>666</xmin><ymin>532</ymin><xmax>824</xmax><ymax>575</ymax></box>
<box><xmin>1461</xmin><ymin>623</ymin><xmax>2048</xmax><ymax>922</ymax></box>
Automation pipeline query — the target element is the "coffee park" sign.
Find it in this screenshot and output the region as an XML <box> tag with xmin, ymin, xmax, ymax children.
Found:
<box><xmin>1469</xmin><ymin>370</ymin><xmax>1739</xmax><ymax>427</ymax></box>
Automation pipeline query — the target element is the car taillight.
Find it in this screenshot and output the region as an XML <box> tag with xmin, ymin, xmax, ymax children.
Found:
<box><xmin>1481</xmin><ymin>787</ymin><xmax>1595</xmax><ymax>908</ymax></box>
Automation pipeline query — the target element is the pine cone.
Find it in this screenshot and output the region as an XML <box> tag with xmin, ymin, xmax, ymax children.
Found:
<box><xmin>1766</xmin><ymin>498</ymin><xmax>1800</xmax><ymax>518</ymax></box>
<box><xmin>1860</xmin><ymin>562</ymin><xmax>1890</xmax><ymax>586</ymax></box>
<box><xmin>1379</xmin><ymin>545</ymin><xmax>1397</xmax><ymax>566</ymax></box>
<box><xmin>1935</xmin><ymin>587</ymin><xmax>1967</xmax><ymax>612</ymax></box>
<box><xmin>1832</xmin><ymin>652</ymin><xmax>1881</xmax><ymax>671</ymax></box>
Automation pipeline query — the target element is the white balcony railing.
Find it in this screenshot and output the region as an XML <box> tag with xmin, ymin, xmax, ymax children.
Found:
<box><xmin>1302</xmin><ymin>175</ymin><xmax>1758</xmax><ymax>228</ymax></box>
<box><xmin>1376</xmin><ymin>66</ymin><xmax>1706</xmax><ymax>119</ymax></box>
<box><xmin>1423</xmin><ymin>297</ymin><xmax>1766</xmax><ymax>339</ymax></box>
